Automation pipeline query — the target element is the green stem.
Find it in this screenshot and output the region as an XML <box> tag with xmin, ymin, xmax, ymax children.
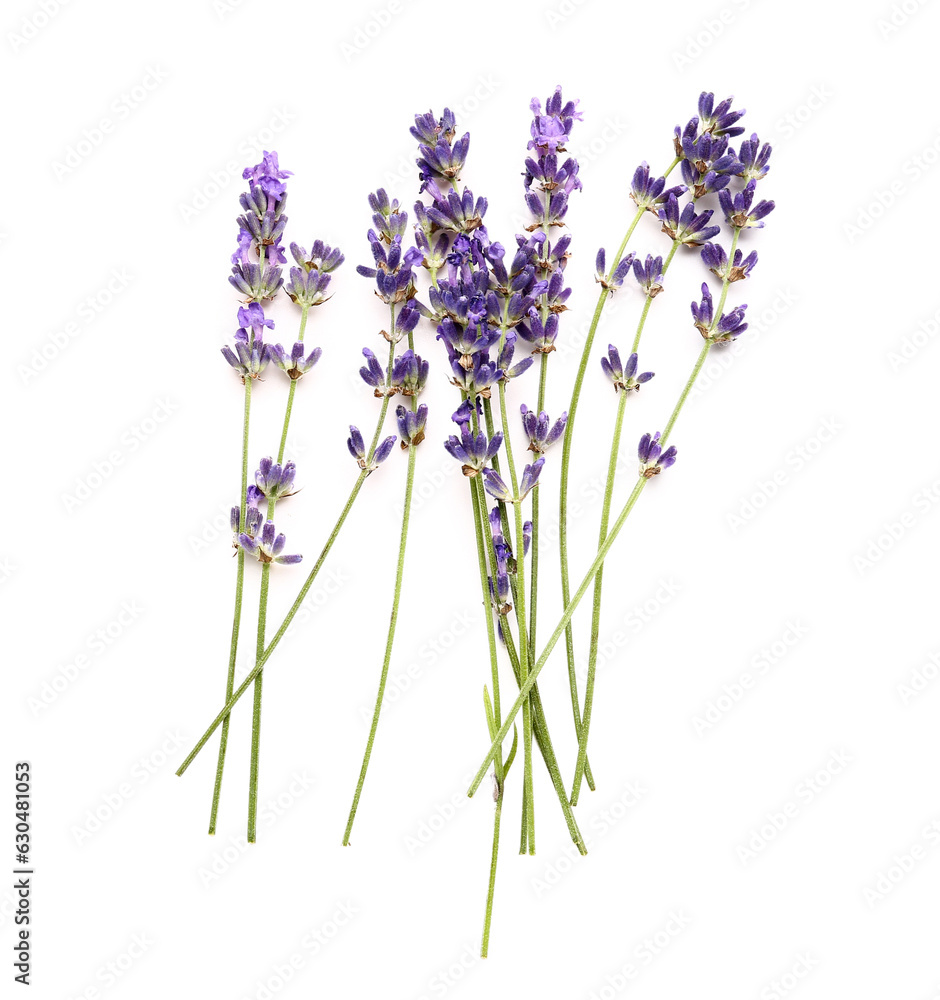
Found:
<box><xmin>557</xmin><ymin>156</ymin><xmax>680</xmax><ymax>761</ymax></box>
<box><xmin>247</xmin><ymin>561</ymin><xmax>269</xmax><ymax>842</ymax></box>
<box><xmin>570</xmin><ymin>389</ymin><xmax>626</xmax><ymax>805</ymax></box>
<box><xmin>208</xmin><ymin>376</ymin><xmax>252</xmax><ymax>834</ymax></box>
<box><xmin>470</xmin><ymin>336</ymin><xmax>712</xmax><ymax>798</ymax></box>
<box><xmin>247</xmin><ymin>301</ymin><xmax>309</xmax><ymax>842</ymax></box>
<box><xmin>481</xmin><ymin>791</ymin><xmax>502</xmax><ymax>958</ymax></box>
<box><xmin>342</xmin><ymin>440</ymin><xmax>417</xmax><ymax>845</ymax></box>
<box><xmin>571</xmin><ymin>238</ymin><xmax>681</xmax><ymax>804</ymax></box>
<box><xmin>177</xmin><ymin>471</ymin><xmax>369</xmax><ymax>776</ymax></box>
<box><xmin>496</xmin><ymin>379</ymin><xmax>534</xmax><ymax>854</ymax></box>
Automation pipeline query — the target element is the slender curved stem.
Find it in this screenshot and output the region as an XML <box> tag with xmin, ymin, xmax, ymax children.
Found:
<box><xmin>570</xmin><ymin>238</ymin><xmax>681</xmax><ymax>804</ymax></box>
<box><xmin>343</xmin><ymin>440</ymin><xmax>417</xmax><ymax>845</ymax></box>
<box><xmin>178</xmin><ymin>470</ymin><xmax>369</xmax><ymax>776</ymax></box>
<box><xmin>557</xmin><ymin>157</ymin><xmax>680</xmax><ymax>760</ymax></box>
<box><xmin>470</xmin><ymin>335</ymin><xmax>713</xmax><ymax>797</ymax></box>
<box><xmin>208</xmin><ymin>376</ymin><xmax>252</xmax><ymax>834</ymax></box>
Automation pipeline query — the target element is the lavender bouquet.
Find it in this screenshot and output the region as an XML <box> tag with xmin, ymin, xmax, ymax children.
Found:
<box><xmin>176</xmin><ymin>88</ymin><xmax>774</xmax><ymax>956</ymax></box>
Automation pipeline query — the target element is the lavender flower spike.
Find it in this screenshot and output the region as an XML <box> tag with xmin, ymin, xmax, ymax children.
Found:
<box><xmin>237</xmin><ymin>519</ymin><xmax>302</xmax><ymax>565</ymax></box>
<box><xmin>253</xmin><ymin>457</ymin><xmax>297</xmax><ymax>501</ymax></box>
<box><xmin>595</xmin><ymin>248</ymin><xmax>635</xmax><ymax>291</ymax></box>
<box><xmin>700</xmin><ymin>244</ymin><xmax>758</xmax><ymax>283</ymax></box>
<box><xmin>347</xmin><ymin>426</ymin><xmax>397</xmax><ymax>473</ymax></box>
<box><xmin>444</xmin><ymin>424</ymin><xmax>503</xmax><ymax>476</ymax></box>
<box><xmin>690</xmin><ymin>283</ymin><xmax>749</xmax><ymax>342</ymax></box>
<box><xmin>719</xmin><ymin>180</ymin><xmax>775</xmax><ymax>230</ymax></box>
<box><xmin>658</xmin><ymin>193</ymin><xmax>721</xmax><ymax>247</ymax></box>
<box><xmin>697</xmin><ymin>92</ymin><xmax>746</xmax><ymax>137</ymax></box>
<box><xmin>632</xmin><ymin>255</ymin><xmax>665</xmax><ymax>297</ymax></box>
<box><xmin>396</xmin><ymin>404</ymin><xmax>428</xmax><ymax>448</ymax></box>
<box><xmin>735</xmin><ymin>133</ymin><xmax>772</xmax><ymax>181</ymax></box>
<box><xmin>482</xmin><ymin>458</ymin><xmax>544</xmax><ymax>503</ymax></box>
<box><xmin>270</xmin><ymin>341</ymin><xmax>322</xmax><ymax>380</ymax></box>
<box><xmin>630</xmin><ymin>161</ymin><xmax>687</xmax><ymax>214</ymax></box>
<box><xmin>520</xmin><ymin>405</ymin><xmax>567</xmax><ymax>455</ymax></box>
<box><xmin>600</xmin><ymin>346</ymin><xmax>654</xmax><ymax>393</ymax></box>
<box><xmin>638</xmin><ymin>432</ymin><xmax>677</xmax><ymax>478</ymax></box>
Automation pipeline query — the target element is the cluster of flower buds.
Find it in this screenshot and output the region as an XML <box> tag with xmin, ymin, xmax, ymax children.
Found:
<box><xmin>231</xmin><ymin>455</ymin><xmax>303</xmax><ymax>566</ymax></box>
<box><xmin>444</xmin><ymin>401</ymin><xmax>503</xmax><ymax>475</ymax></box>
<box><xmin>600</xmin><ymin>346</ymin><xmax>655</xmax><ymax>393</ymax></box>
<box><xmin>233</xmin><ymin>508</ymin><xmax>302</xmax><ymax>565</ymax></box>
<box><xmin>524</xmin><ymin>86</ymin><xmax>583</xmax><ymax>231</ymax></box>
<box><xmin>347</xmin><ymin>425</ymin><xmax>397</xmax><ymax>474</ymax></box>
<box><xmin>222</xmin><ymin>303</ymin><xmax>274</xmax><ymax>381</ymax></box>
<box><xmin>595</xmin><ymin>248</ymin><xmax>635</xmax><ymax>292</ymax></box>
<box><xmin>638</xmin><ymin>431</ymin><xmax>677</xmax><ymax>478</ymax></box>
<box><xmin>520</xmin><ymin>405</ymin><xmax>567</xmax><ymax>456</ymax></box>
<box><xmin>681</xmin><ymin>94</ymin><xmax>775</xmax><ymax>344</ymax></box>
<box><xmin>230</xmin><ymin>152</ymin><xmax>291</xmax><ymax>302</ymax></box>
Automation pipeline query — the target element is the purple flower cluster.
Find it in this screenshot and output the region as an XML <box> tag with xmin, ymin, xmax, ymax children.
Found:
<box><xmin>638</xmin><ymin>432</ymin><xmax>677</xmax><ymax>478</ymax></box>
<box><xmin>222</xmin><ymin>303</ymin><xmax>274</xmax><ymax>381</ymax></box>
<box><xmin>524</xmin><ymin>85</ymin><xmax>583</xmax><ymax>231</ymax></box>
<box><xmin>230</xmin><ymin>152</ymin><xmax>291</xmax><ymax>302</ymax></box>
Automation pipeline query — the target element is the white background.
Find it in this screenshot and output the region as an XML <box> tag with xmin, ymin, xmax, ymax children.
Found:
<box><xmin>5</xmin><ymin>0</ymin><xmax>940</xmax><ymax>996</ymax></box>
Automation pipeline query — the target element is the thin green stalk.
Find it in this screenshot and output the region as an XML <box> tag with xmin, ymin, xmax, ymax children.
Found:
<box><xmin>496</xmin><ymin>379</ymin><xmax>534</xmax><ymax>854</ymax></box>
<box><xmin>558</xmin><ymin>157</ymin><xmax>680</xmax><ymax>760</ymax></box>
<box><xmin>247</xmin><ymin>301</ymin><xmax>309</xmax><ymax>842</ymax></box>
<box><xmin>570</xmin><ymin>238</ymin><xmax>681</xmax><ymax>804</ymax></box>
<box><xmin>177</xmin><ymin>471</ymin><xmax>369</xmax><ymax>776</ymax></box>
<box><xmin>247</xmin><ymin>561</ymin><xmax>269</xmax><ymax>842</ymax></box>
<box><xmin>208</xmin><ymin>376</ymin><xmax>252</xmax><ymax>833</ymax></box>
<box><xmin>468</xmin><ymin>473</ymin><xmax>506</xmax><ymax>957</ymax></box>
<box><xmin>569</xmin><ymin>390</ymin><xmax>626</xmax><ymax>805</ymax></box>
<box><xmin>470</xmin><ymin>337</ymin><xmax>713</xmax><ymax>797</ymax></box>
<box><xmin>342</xmin><ymin>440</ymin><xmax>417</xmax><ymax>845</ymax></box>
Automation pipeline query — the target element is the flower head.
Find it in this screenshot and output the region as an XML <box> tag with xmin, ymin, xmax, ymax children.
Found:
<box><xmin>290</xmin><ymin>239</ymin><xmax>345</xmax><ymax>273</ymax></box>
<box><xmin>658</xmin><ymin>194</ymin><xmax>721</xmax><ymax>246</ymax></box>
<box><xmin>700</xmin><ymin>244</ymin><xmax>758</xmax><ymax>282</ymax></box>
<box><xmin>528</xmin><ymin>86</ymin><xmax>583</xmax><ymax>155</ymax></box>
<box><xmin>697</xmin><ymin>92</ymin><xmax>746</xmax><ymax>137</ymax></box>
<box><xmin>347</xmin><ymin>426</ymin><xmax>396</xmax><ymax>473</ymax></box>
<box><xmin>396</xmin><ymin>404</ymin><xmax>428</xmax><ymax>448</ymax></box>
<box><xmin>632</xmin><ymin>255</ymin><xmax>665</xmax><ymax>297</ymax></box>
<box><xmin>735</xmin><ymin>133</ymin><xmax>772</xmax><ymax>181</ymax></box>
<box><xmin>237</xmin><ymin>517</ymin><xmax>302</xmax><ymax>565</ymax></box>
<box><xmin>600</xmin><ymin>346</ymin><xmax>654</xmax><ymax>393</ymax></box>
<box><xmin>517</xmin><ymin>312</ymin><xmax>559</xmax><ymax>353</ymax></box>
<box><xmin>270</xmin><ymin>341</ymin><xmax>322</xmax><ymax>380</ymax></box>
<box><xmin>520</xmin><ymin>405</ymin><xmax>567</xmax><ymax>454</ymax></box>
<box><xmin>482</xmin><ymin>459</ymin><xmax>544</xmax><ymax>503</ymax></box>
<box><xmin>595</xmin><ymin>248</ymin><xmax>635</xmax><ymax>291</ymax></box>
<box><xmin>284</xmin><ymin>266</ymin><xmax>333</xmax><ymax>307</ymax></box>
<box><xmin>638</xmin><ymin>431</ymin><xmax>677</xmax><ymax>478</ymax></box>
<box><xmin>253</xmin><ymin>457</ymin><xmax>297</xmax><ymax>501</ymax></box>
<box><xmin>718</xmin><ymin>180</ymin><xmax>775</xmax><ymax>229</ymax></box>
<box><xmin>444</xmin><ymin>423</ymin><xmax>503</xmax><ymax>476</ymax></box>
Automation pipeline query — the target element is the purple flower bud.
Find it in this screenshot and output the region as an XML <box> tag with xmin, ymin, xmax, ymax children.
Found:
<box><xmin>396</xmin><ymin>404</ymin><xmax>428</xmax><ymax>448</ymax></box>
<box><xmin>700</xmin><ymin>243</ymin><xmax>758</xmax><ymax>282</ymax></box>
<box><xmin>520</xmin><ymin>404</ymin><xmax>567</xmax><ymax>454</ymax></box>
<box><xmin>658</xmin><ymin>194</ymin><xmax>721</xmax><ymax>247</ymax></box>
<box><xmin>600</xmin><ymin>346</ymin><xmax>654</xmax><ymax>393</ymax></box>
<box><xmin>718</xmin><ymin>180</ymin><xmax>775</xmax><ymax>230</ymax></box>
<box><xmin>638</xmin><ymin>431</ymin><xmax>677</xmax><ymax>478</ymax></box>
